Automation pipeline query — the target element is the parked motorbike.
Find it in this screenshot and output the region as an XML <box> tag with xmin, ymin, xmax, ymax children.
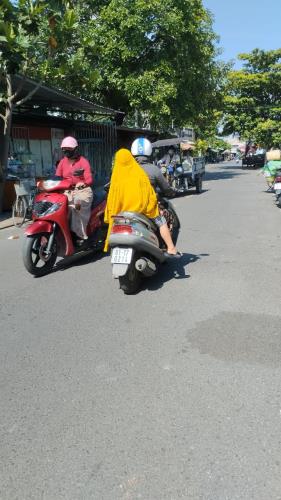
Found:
<box><xmin>263</xmin><ymin>166</ymin><xmax>281</xmax><ymax>192</ymax></box>
<box><xmin>22</xmin><ymin>175</ymin><xmax>107</xmax><ymax>276</ymax></box>
<box><xmin>274</xmin><ymin>174</ymin><xmax>281</xmax><ymax>207</ymax></box>
<box><xmin>108</xmin><ymin>197</ymin><xmax>180</xmax><ymax>294</ymax></box>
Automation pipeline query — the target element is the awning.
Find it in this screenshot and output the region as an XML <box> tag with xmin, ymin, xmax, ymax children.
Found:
<box><xmin>152</xmin><ymin>137</ymin><xmax>195</xmax><ymax>148</ymax></box>
<box><xmin>180</xmin><ymin>142</ymin><xmax>194</xmax><ymax>151</ymax></box>
<box><xmin>11</xmin><ymin>74</ymin><xmax>123</xmax><ymax>117</ymax></box>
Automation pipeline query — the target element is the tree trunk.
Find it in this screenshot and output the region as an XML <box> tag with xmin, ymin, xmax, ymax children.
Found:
<box><xmin>0</xmin><ymin>104</ymin><xmax>13</xmax><ymax>213</ymax></box>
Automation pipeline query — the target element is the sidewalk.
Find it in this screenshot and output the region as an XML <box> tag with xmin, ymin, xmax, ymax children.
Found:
<box><xmin>0</xmin><ymin>212</ymin><xmax>14</xmax><ymax>230</ymax></box>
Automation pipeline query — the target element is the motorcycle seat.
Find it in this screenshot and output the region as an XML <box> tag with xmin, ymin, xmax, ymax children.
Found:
<box><xmin>91</xmin><ymin>189</ymin><xmax>106</xmax><ymax>209</ymax></box>
<box><xmin>120</xmin><ymin>211</ymin><xmax>158</xmax><ymax>231</ymax></box>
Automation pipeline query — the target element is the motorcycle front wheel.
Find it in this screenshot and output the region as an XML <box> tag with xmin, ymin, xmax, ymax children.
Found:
<box><xmin>23</xmin><ymin>233</ymin><xmax>57</xmax><ymax>276</ymax></box>
<box><xmin>119</xmin><ymin>256</ymin><xmax>142</xmax><ymax>295</ymax></box>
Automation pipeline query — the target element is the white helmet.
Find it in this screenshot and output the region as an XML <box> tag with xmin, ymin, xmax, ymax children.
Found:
<box><xmin>131</xmin><ymin>137</ymin><xmax>152</xmax><ymax>157</ymax></box>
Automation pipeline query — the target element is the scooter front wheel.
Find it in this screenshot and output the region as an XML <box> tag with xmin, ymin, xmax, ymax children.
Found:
<box><xmin>119</xmin><ymin>257</ymin><xmax>142</xmax><ymax>294</ymax></box>
<box><xmin>23</xmin><ymin>233</ymin><xmax>57</xmax><ymax>276</ymax></box>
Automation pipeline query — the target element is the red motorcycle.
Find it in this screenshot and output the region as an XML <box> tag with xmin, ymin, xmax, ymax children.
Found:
<box><xmin>22</xmin><ymin>176</ymin><xmax>107</xmax><ymax>276</ymax></box>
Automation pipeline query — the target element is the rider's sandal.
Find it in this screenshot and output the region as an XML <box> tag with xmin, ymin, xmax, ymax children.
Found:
<box><xmin>164</xmin><ymin>251</ymin><xmax>183</xmax><ymax>259</ymax></box>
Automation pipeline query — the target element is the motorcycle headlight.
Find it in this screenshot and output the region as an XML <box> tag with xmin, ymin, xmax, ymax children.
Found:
<box><xmin>44</xmin><ymin>202</ymin><xmax>62</xmax><ymax>215</ymax></box>
<box><xmin>33</xmin><ymin>201</ymin><xmax>62</xmax><ymax>217</ymax></box>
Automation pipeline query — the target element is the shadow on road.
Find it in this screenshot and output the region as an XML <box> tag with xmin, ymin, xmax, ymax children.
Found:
<box><xmin>142</xmin><ymin>252</ymin><xmax>209</xmax><ymax>292</ymax></box>
<box><xmin>54</xmin><ymin>249</ymin><xmax>106</xmax><ymax>272</ymax></box>
<box><xmin>206</xmin><ymin>165</ymin><xmax>247</xmax><ymax>182</ymax></box>
<box><xmin>170</xmin><ymin>188</ymin><xmax>210</xmax><ymax>199</ymax></box>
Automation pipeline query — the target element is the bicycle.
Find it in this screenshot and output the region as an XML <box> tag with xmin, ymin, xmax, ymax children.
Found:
<box><xmin>12</xmin><ymin>178</ymin><xmax>36</xmax><ymax>228</ymax></box>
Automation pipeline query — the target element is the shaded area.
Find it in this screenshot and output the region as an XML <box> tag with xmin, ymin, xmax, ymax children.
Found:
<box><xmin>32</xmin><ymin>248</ymin><xmax>107</xmax><ymax>277</ymax></box>
<box><xmin>185</xmin><ymin>311</ymin><xmax>281</xmax><ymax>368</ymax></box>
<box><xmin>57</xmin><ymin>249</ymin><xmax>106</xmax><ymax>270</ymax></box>
<box><xmin>143</xmin><ymin>252</ymin><xmax>209</xmax><ymax>291</ymax></box>
<box><xmin>205</xmin><ymin>165</ymin><xmax>247</xmax><ymax>182</ymax></box>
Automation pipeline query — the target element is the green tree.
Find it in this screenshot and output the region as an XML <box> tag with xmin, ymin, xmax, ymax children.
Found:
<box><xmin>34</xmin><ymin>0</ymin><xmax>224</xmax><ymax>131</ymax></box>
<box><xmin>223</xmin><ymin>48</ymin><xmax>281</xmax><ymax>148</ymax></box>
<box><xmin>0</xmin><ymin>0</ymin><xmax>69</xmax><ymax>209</ymax></box>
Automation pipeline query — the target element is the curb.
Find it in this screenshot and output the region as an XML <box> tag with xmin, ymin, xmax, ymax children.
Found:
<box><xmin>0</xmin><ymin>219</ymin><xmax>14</xmax><ymax>230</ymax></box>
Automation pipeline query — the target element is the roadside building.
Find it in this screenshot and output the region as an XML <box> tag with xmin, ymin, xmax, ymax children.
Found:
<box><xmin>6</xmin><ymin>75</ymin><xmax>121</xmax><ymax>184</ymax></box>
<box><xmin>2</xmin><ymin>76</ymin><xmax>159</xmax><ymax>209</ymax></box>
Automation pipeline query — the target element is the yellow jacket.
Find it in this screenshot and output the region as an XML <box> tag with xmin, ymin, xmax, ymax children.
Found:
<box><xmin>104</xmin><ymin>149</ymin><xmax>159</xmax><ymax>250</ymax></box>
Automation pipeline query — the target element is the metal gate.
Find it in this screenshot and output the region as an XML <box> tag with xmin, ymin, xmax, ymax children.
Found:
<box><xmin>10</xmin><ymin>126</ymin><xmax>30</xmax><ymax>154</ymax></box>
<box><xmin>74</xmin><ymin>121</ymin><xmax>117</xmax><ymax>185</ymax></box>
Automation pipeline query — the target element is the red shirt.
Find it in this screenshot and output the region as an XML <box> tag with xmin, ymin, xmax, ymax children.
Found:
<box><xmin>56</xmin><ymin>156</ymin><xmax>93</xmax><ymax>186</ymax></box>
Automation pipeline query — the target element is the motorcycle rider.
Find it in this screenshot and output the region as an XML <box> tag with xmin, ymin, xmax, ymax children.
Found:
<box><xmin>56</xmin><ymin>136</ymin><xmax>93</xmax><ymax>243</ymax></box>
<box><xmin>160</xmin><ymin>146</ymin><xmax>180</xmax><ymax>167</ymax></box>
<box><xmin>131</xmin><ymin>138</ymin><xmax>181</xmax><ymax>257</ymax></box>
<box><xmin>104</xmin><ymin>148</ymin><xmax>160</xmax><ymax>251</ymax></box>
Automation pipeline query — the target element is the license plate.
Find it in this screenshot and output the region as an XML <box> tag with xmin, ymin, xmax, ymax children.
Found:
<box><xmin>111</xmin><ymin>247</ymin><xmax>133</xmax><ymax>264</ymax></box>
<box><xmin>274</xmin><ymin>183</ymin><xmax>281</xmax><ymax>190</ymax></box>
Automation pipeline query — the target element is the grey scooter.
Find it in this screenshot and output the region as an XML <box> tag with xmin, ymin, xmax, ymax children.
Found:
<box><xmin>109</xmin><ymin>198</ymin><xmax>180</xmax><ymax>294</ymax></box>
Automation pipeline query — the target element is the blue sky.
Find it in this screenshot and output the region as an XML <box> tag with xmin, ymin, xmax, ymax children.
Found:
<box><xmin>203</xmin><ymin>0</ymin><xmax>281</xmax><ymax>67</ymax></box>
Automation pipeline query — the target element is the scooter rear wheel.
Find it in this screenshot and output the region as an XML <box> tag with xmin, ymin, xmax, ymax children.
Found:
<box><xmin>195</xmin><ymin>176</ymin><xmax>203</xmax><ymax>194</ymax></box>
<box><xmin>23</xmin><ymin>233</ymin><xmax>57</xmax><ymax>276</ymax></box>
<box><xmin>119</xmin><ymin>256</ymin><xmax>142</xmax><ymax>294</ymax></box>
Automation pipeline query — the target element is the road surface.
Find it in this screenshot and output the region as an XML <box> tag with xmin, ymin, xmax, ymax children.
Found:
<box><xmin>0</xmin><ymin>162</ymin><xmax>281</xmax><ymax>499</ymax></box>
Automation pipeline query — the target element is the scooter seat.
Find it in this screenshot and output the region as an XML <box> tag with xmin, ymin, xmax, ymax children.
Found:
<box><xmin>91</xmin><ymin>189</ymin><xmax>106</xmax><ymax>209</ymax></box>
<box><xmin>120</xmin><ymin>211</ymin><xmax>158</xmax><ymax>231</ymax></box>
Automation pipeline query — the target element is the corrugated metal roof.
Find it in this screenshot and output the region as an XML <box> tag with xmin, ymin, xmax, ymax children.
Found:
<box><xmin>12</xmin><ymin>75</ymin><xmax>123</xmax><ymax>116</ymax></box>
<box><xmin>152</xmin><ymin>137</ymin><xmax>195</xmax><ymax>148</ymax></box>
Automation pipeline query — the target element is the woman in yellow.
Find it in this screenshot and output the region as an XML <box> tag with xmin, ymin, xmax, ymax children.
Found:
<box><xmin>104</xmin><ymin>148</ymin><xmax>179</xmax><ymax>255</ymax></box>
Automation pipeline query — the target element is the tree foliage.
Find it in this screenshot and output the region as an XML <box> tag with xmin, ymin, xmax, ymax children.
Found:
<box><xmin>32</xmin><ymin>0</ymin><xmax>225</xmax><ymax>131</ymax></box>
<box><xmin>0</xmin><ymin>0</ymin><xmax>68</xmax><ymax>81</ymax></box>
<box><xmin>223</xmin><ymin>48</ymin><xmax>281</xmax><ymax>148</ymax></box>
<box><xmin>0</xmin><ymin>0</ymin><xmax>69</xmax><ymax>190</ymax></box>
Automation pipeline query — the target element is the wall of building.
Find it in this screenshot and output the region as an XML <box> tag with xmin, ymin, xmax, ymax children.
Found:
<box><xmin>9</xmin><ymin>124</ymin><xmax>66</xmax><ymax>178</ymax></box>
<box><xmin>8</xmin><ymin>116</ymin><xmax>117</xmax><ymax>184</ymax></box>
<box><xmin>9</xmin><ymin>117</ymin><xmax>158</xmax><ymax>184</ymax></box>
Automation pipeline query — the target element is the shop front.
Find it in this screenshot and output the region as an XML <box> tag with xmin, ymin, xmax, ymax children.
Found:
<box><xmin>3</xmin><ymin>75</ymin><xmax>122</xmax><ymax>209</ymax></box>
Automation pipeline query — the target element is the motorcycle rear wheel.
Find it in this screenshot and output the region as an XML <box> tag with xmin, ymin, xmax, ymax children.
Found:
<box><xmin>167</xmin><ymin>206</ymin><xmax>180</xmax><ymax>245</ymax></box>
<box><xmin>23</xmin><ymin>233</ymin><xmax>57</xmax><ymax>276</ymax></box>
<box><xmin>195</xmin><ymin>176</ymin><xmax>203</xmax><ymax>194</ymax></box>
<box><xmin>119</xmin><ymin>256</ymin><xmax>142</xmax><ymax>294</ymax></box>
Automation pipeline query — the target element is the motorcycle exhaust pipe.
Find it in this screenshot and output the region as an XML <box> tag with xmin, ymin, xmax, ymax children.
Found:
<box><xmin>135</xmin><ymin>257</ymin><xmax>157</xmax><ymax>277</ymax></box>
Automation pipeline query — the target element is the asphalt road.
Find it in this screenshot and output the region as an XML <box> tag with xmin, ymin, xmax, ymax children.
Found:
<box><xmin>1</xmin><ymin>162</ymin><xmax>281</xmax><ymax>500</ymax></box>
